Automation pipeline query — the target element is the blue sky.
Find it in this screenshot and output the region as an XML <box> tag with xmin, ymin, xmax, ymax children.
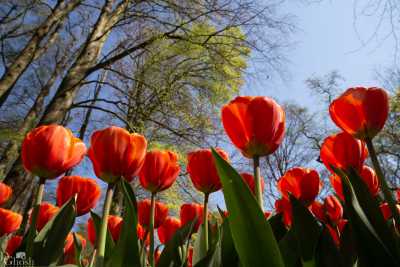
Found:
<box><xmin>244</xmin><ymin>0</ymin><xmax>396</xmax><ymax>108</ymax></box>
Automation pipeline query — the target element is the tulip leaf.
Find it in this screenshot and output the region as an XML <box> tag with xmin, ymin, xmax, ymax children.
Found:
<box><xmin>336</xmin><ymin>168</ymin><xmax>399</xmax><ymax>266</ymax></box>
<box><xmin>290</xmin><ymin>196</ymin><xmax>321</xmax><ymax>266</ymax></box>
<box><xmin>90</xmin><ymin>211</ymin><xmax>115</xmax><ymax>262</ymax></box>
<box><xmin>32</xmin><ymin>197</ymin><xmax>76</xmax><ymax>266</ymax></box>
<box><xmin>212</xmin><ymin>149</ymin><xmax>284</xmax><ymax>267</ymax></box>
<box><xmin>278</xmin><ymin>229</ymin><xmax>300</xmax><ymax>267</ymax></box>
<box><xmin>193</xmin><ymin>221</ymin><xmax>208</xmax><ymax>265</ymax></box>
<box><xmin>72</xmin><ymin>233</ymin><xmax>84</xmax><ymax>267</ymax></box>
<box><xmin>315</xmin><ymin>226</ymin><xmax>344</xmax><ymax>267</ymax></box>
<box><xmin>106</xmin><ymin>180</ymin><xmax>141</xmax><ymax>267</ymax></box>
<box><xmin>157</xmin><ymin>220</ymin><xmax>196</xmax><ymax>267</ymax></box>
<box><xmin>269</xmin><ymin>214</ymin><xmax>288</xmax><ymax>242</ymax></box>
<box><xmin>220</xmin><ymin>218</ymin><xmax>239</xmax><ymax>267</ymax></box>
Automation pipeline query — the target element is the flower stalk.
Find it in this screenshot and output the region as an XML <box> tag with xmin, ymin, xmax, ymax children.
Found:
<box><xmin>149</xmin><ymin>193</ymin><xmax>156</xmax><ymax>267</ymax></box>
<box><xmin>253</xmin><ymin>156</ymin><xmax>263</xmax><ymax>208</ymax></box>
<box><xmin>203</xmin><ymin>193</ymin><xmax>209</xmax><ymax>251</ymax></box>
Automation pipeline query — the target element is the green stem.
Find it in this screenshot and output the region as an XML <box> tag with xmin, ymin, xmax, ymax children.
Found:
<box><xmin>96</xmin><ymin>183</ymin><xmax>115</xmax><ymax>267</ymax></box>
<box><xmin>203</xmin><ymin>193</ymin><xmax>209</xmax><ymax>252</ymax></box>
<box><xmin>253</xmin><ymin>156</ymin><xmax>263</xmax><ymax>208</ymax></box>
<box><xmin>365</xmin><ymin>137</ymin><xmax>400</xmax><ymax>226</ymax></box>
<box><xmin>26</xmin><ymin>177</ymin><xmax>45</xmax><ymax>257</ymax></box>
<box><xmin>149</xmin><ymin>193</ymin><xmax>156</xmax><ymax>267</ymax></box>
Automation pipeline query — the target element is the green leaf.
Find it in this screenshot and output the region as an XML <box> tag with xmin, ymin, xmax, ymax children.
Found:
<box><xmin>339</xmin><ymin>222</ymin><xmax>357</xmax><ymax>267</ymax></box>
<box><xmin>72</xmin><ymin>233</ymin><xmax>84</xmax><ymax>267</ymax></box>
<box><xmin>315</xmin><ymin>226</ymin><xmax>344</xmax><ymax>267</ymax></box>
<box><xmin>290</xmin><ymin>196</ymin><xmax>321</xmax><ymax>265</ymax></box>
<box><xmin>90</xmin><ymin>211</ymin><xmax>115</xmax><ymax>263</ymax></box>
<box><xmin>32</xmin><ymin>197</ymin><xmax>76</xmax><ymax>266</ymax></box>
<box><xmin>194</xmin><ymin>222</ymin><xmax>221</xmax><ymax>267</ymax></box>
<box><xmin>220</xmin><ymin>217</ymin><xmax>239</xmax><ymax>267</ymax></box>
<box><xmin>269</xmin><ymin>214</ymin><xmax>288</xmax><ymax>242</ymax></box>
<box><xmin>193</xmin><ymin>222</ymin><xmax>208</xmax><ymax>265</ymax></box>
<box><xmin>278</xmin><ymin>229</ymin><xmax>300</xmax><ymax>267</ymax></box>
<box><xmin>157</xmin><ymin>220</ymin><xmax>196</xmax><ymax>267</ymax></box>
<box><xmin>336</xmin><ymin>168</ymin><xmax>399</xmax><ymax>266</ymax></box>
<box><xmin>212</xmin><ymin>149</ymin><xmax>284</xmax><ymax>267</ymax></box>
<box><xmin>106</xmin><ymin>180</ymin><xmax>141</xmax><ymax>267</ymax></box>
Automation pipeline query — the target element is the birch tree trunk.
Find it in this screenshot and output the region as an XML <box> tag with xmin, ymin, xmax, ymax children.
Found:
<box><xmin>0</xmin><ymin>0</ymin><xmax>81</xmax><ymax>107</ymax></box>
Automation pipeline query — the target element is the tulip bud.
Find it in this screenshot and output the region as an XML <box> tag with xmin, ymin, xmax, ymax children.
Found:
<box><xmin>0</xmin><ymin>208</ymin><xmax>22</xmax><ymax>237</ymax></box>
<box><xmin>180</xmin><ymin>203</ymin><xmax>204</xmax><ymax>233</ymax></box>
<box><xmin>137</xmin><ymin>199</ymin><xmax>168</xmax><ymax>229</ymax></box>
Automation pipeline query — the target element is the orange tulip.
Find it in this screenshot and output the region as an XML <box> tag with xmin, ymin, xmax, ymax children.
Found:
<box><xmin>240</xmin><ymin>172</ymin><xmax>265</xmax><ymax>196</ymax></box>
<box><xmin>0</xmin><ymin>208</ymin><xmax>22</xmax><ymax>237</ymax></box>
<box><xmin>329</xmin><ymin>87</ymin><xmax>389</xmax><ymax>139</ymax></box>
<box><xmin>157</xmin><ymin>217</ymin><xmax>181</xmax><ymax>244</ymax></box>
<box><xmin>139</xmin><ymin>150</ymin><xmax>180</xmax><ymax>193</ymax></box>
<box><xmin>137</xmin><ymin>199</ymin><xmax>168</xmax><ymax>229</ymax></box>
<box><xmin>56</xmin><ymin>176</ymin><xmax>101</xmax><ymax>216</ymax></box>
<box><xmin>180</xmin><ymin>203</ymin><xmax>204</xmax><ymax>233</ymax></box>
<box><xmin>31</xmin><ymin>202</ymin><xmax>59</xmax><ymax>231</ymax></box>
<box><xmin>360</xmin><ymin>165</ymin><xmax>380</xmax><ymax>196</ymax></box>
<box><xmin>320</xmin><ymin>132</ymin><xmax>368</xmax><ymax>173</ymax></box>
<box><xmin>277</xmin><ymin>167</ymin><xmax>321</xmax><ymax>204</ymax></box>
<box><xmin>88</xmin><ymin>126</ymin><xmax>147</xmax><ymax>183</ymax></box>
<box><xmin>275</xmin><ymin>198</ymin><xmax>292</xmax><ymax>227</ymax></box>
<box><xmin>221</xmin><ymin>96</ymin><xmax>285</xmax><ymax>158</ymax></box>
<box><xmin>187</xmin><ymin>148</ymin><xmax>229</xmax><ymax>194</ymax></box>
<box><xmin>87</xmin><ymin>215</ymin><xmax>123</xmax><ymax>245</ymax></box>
<box><xmin>22</xmin><ymin>125</ymin><xmax>86</xmax><ymax>179</ymax></box>
<box><xmin>6</xmin><ymin>235</ymin><xmax>23</xmax><ymax>256</ymax></box>
<box><xmin>0</xmin><ymin>182</ymin><xmax>12</xmax><ymax>206</ymax></box>
<box><xmin>63</xmin><ymin>233</ymin><xmax>87</xmax><ymax>264</ymax></box>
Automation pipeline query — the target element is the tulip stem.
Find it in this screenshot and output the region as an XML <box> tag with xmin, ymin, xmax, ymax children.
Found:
<box><xmin>366</xmin><ymin>137</ymin><xmax>400</xmax><ymax>226</ymax></box>
<box><xmin>149</xmin><ymin>193</ymin><xmax>156</xmax><ymax>267</ymax></box>
<box><xmin>96</xmin><ymin>183</ymin><xmax>115</xmax><ymax>267</ymax></box>
<box><xmin>253</xmin><ymin>156</ymin><xmax>263</xmax><ymax>208</ymax></box>
<box><xmin>26</xmin><ymin>177</ymin><xmax>45</xmax><ymax>257</ymax></box>
<box><xmin>203</xmin><ymin>193</ymin><xmax>209</xmax><ymax>252</ymax></box>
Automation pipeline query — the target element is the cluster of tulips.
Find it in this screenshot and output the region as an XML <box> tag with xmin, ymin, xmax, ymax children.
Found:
<box><xmin>0</xmin><ymin>86</ymin><xmax>399</xmax><ymax>267</ymax></box>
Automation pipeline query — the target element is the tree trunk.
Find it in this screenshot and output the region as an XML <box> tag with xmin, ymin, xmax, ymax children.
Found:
<box><xmin>0</xmin><ymin>0</ymin><xmax>81</xmax><ymax>107</ymax></box>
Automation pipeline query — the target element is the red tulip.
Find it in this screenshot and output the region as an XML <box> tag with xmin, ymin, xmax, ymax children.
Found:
<box><xmin>88</xmin><ymin>126</ymin><xmax>147</xmax><ymax>183</ymax></box>
<box><xmin>330</xmin><ymin>174</ymin><xmax>344</xmax><ymax>201</ymax></box>
<box><xmin>56</xmin><ymin>176</ymin><xmax>101</xmax><ymax>216</ymax></box>
<box><xmin>221</xmin><ymin>96</ymin><xmax>285</xmax><ymax>158</ymax></box>
<box><xmin>64</xmin><ymin>233</ymin><xmax>87</xmax><ymax>264</ymax></box>
<box><xmin>87</xmin><ymin>215</ymin><xmax>123</xmax><ymax>245</ymax></box>
<box><xmin>320</xmin><ymin>132</ymin><xmax>368</xmax><ymax>173</ymax></box>
<box><xmin>187</xmin><ymin>148</ymin><xmax>229</xmax><ymax>194</ymax></box>
<box><xmin>188</xmin><ymin>247</ymin><xmax>194</xmax><ymax>267</ymax></box>
<box><xmin>6</xmin><ymin>235</ymin><xmax>22</xmax><ymax>256</ymax></box>
<box><xmin>0</xmin><ymin>182</ymin><xmax>12</xmax><ymax>206</ymax></box>
<box><xmin>277</xmin><ymin>167</ymin><xmax>321</xmax><ymax>204</ymax></box>
<box><xmin>157</xmin><ymin>217</ymin><xmax>181</xmax><ymax>244</ymax></box>
<box><xmin>380</xmin><ymin>202</ymin><xmax>400</xmax><ymax>221</ymax></box>
<box><xmin>310</xmin><ymin>196</ymin><xmax>343</xmax><ymax>225</ymax></box>
<box><xmin>137</xmin><ymin>224</ymin><xmax>150</xmax><ymax>245</ymax></box>
<box><xmin>329</xmin><ymin>87</ymin><xmax>389</xmax><ymax>139</ymax></box>
<box><xmin>22</xmin><ymin>125</ymin><xmax>86</xmax><ymax>179</ymax></box>
<box><xmin>264</xmin><ymin>211</ymin><xmax>272</xmax><ymax>219</ymax></box>
<box><xmin>397</xmin><ymin>188</ymin><xmax>400</xmax><ymax>202</ymax></box>
<box><xmin>155</xmin><ymin>248</ymin><xmax>161</xmax><ymax>266</ymax></box>
<box><xmin>275</xmin><ymin>198</ymin><xmax>292</xmax><ymax>227</ymax></box>
<box><xmin>326</xmin><ymin>219</ymin><xmax>347</xmax><ymax>247</ymax></box>
<box><xmin>180</xmin><ymin>203</ymin><xmax>204</xmax><ymax>233</ymax></box>
<box><xmin>360</xmin><ymin>165</ymin><xmax>380</xmax><ymax>196</ymax></box>
<box><xmin>139</xmin><ymin>150</ymin><xmax>180</xmax><ymax>193</ymax></box>
<box><xmin>240</xmin><ymin>172</ymin><xmax>265</xmax><ymax>195</ymax></box>
<box><xmin>0</xmin><ymin>208</ymin><xmax>22</xmax><ymax>237</ymax></box>
<box><xmin>31</xmin><ymin>202</ymin><xmax>59</xmax><ymax>231</ymax></box>
<box><xmin>137</xmin><ymin>199</ymin><xmax>168</xmax><ymax>229</ymax></box>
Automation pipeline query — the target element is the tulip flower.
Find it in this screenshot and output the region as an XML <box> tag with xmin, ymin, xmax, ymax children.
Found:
<box><xmin>380</xmin><ymin>202</ymin><xmax>400</xmax><ymax>221</ymax></box>
<box><xmin>221</xmin><ymin>96</ymin><xmax>285</xmax><ymax>208</ymax></box>
<box><xmin>180</xmin><ymin>203</ymin><xmax>204</xmax><ymax>233</ymax></box>
<box><xmin>241</xmin><ymin>172</ymin><xmax>265</xmax><ymax>196</ymax></box>
<box><xmin>275</xmin><ymin>198</ymin><xmax>292</xmax><ymax>227</ymax></box>
<box><xmin>139</xmin><ymin>150</ymin><xmax>180</xmax><ymax>193</ymax></box>
<box><xmin>188</xmin><ymin>247</ymin><xmax>194</xmax><ymax>267</ymax></box>
<box><xmin>157</xmin><ymin>217</ymin><xmax>181</xmax><ymax>244</ymax></box>
<box><xmin>0</xmin><ymin>208</ymin><xmax>22</xmax><ymax>237</ymax></box>
<box><xmin>6</xmin><ymin>235</ymin><xmax>23</xmax><ymax>256</ymax></box>
<box><xmin>30</xmin><ymin>202</ymin><xmax>59</xmax><ymax>231</ymax></box>
<box><xmin>87</xmin><ymin>215</ymin><xmax>123</xmax><ymax>246</ymax></box>
<box><xmin>137</xmin><ymin>199</ymin><xmax>168</xmax><ymax>229</ymax></box>
<box><xmin>56</xmin><ymin>176</ymin><xmax>101</xmax><ymax>216</ymax></box>
<box><xmin>326</xmin><ymin>219</ymin><xmax>348</xmax><ymax>247</ymax></box>
<box><xmin>22</xmin><ymin>125</ymin><xmax>86</xmax><ymax>179</ymax></box>
<box><xmin>221</xmin><ymin>96</ymin><xmax>285</xmax><ymax>158</ymax></box>
<box><xmin>320</xmin><ymin>132</ymin><xmax>368</xmax><ymax>174</ymax></box>
<box><xmin>277</xmin><ymin>167</ymin><xmax>322</xmax><ymax>204</ymax></box>
<box><xmin>63</xmin><ymin>233</ymin><xmax>87</xmax><ymax>264</ymax></box>
<box><xmin>330</xmin><ymin>174</ymin><xmax>344</xmax><ymax>201</ymax></box>
<box><xmin>360</xmin><ymin>165</ymin><xmax>380</xmax><ymax>196</ymax></box>
<box><xmin>88</xmin><ymin>126</ymin><xmax>147</xmax><ymax>183</ymax></box>
<box><xmin>88</xmin><ymin>126</ymin><xmax>146</xmax><ymax>266</ymax></box>
<box><xmin>0</xmin><ymin>182</ymin><xmax>12</xmax><ymax>206</ymax></box>
<box><xmin>264</xmin><ymin>211</ymin><xmax>272</xmax><ymax>219</ymax></box>
<box><xmin>187</xmin><ymin>148</ymin><xmax>229</xmax><ymax>194</ymax></box>
<box><xmin>310</xmin><ymin>196</ymin><xmax>343</xmax><ymax>226</ymax></box>
<box><xmin>329</xmin><ymin>87</ymin><xmax>388</xmax><ymax>140</ymax></box>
